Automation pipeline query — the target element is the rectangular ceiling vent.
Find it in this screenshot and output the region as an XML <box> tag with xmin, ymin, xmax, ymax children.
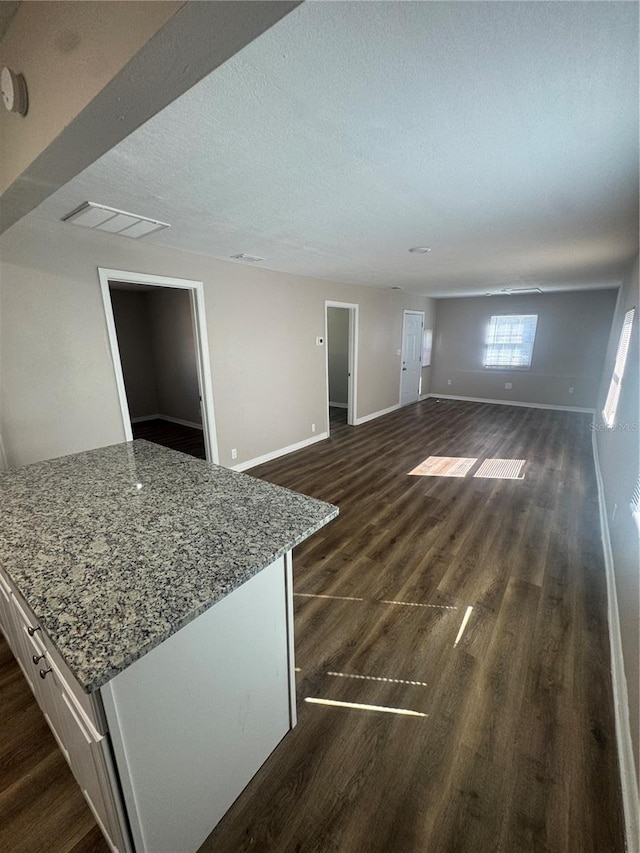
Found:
<box><xmin>230</xmin><ymin>253</ymin><xmax>265</xmax><ymax>263</ymax></box>
<box><xmin>62</xmin><ymin>202</ymin><xmax>170</xmax><ymax>239</ymax></box>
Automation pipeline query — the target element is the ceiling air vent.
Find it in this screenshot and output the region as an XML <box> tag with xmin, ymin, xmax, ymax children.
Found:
<box><xmin>230</xmin><ymin>253</ymin><xmax>265</xmax><ymax>263</ymax></box>
<box><xmin>62</xmin><ymin>202</ymin><xmax>169</xmax><ymax>238</ymax></box>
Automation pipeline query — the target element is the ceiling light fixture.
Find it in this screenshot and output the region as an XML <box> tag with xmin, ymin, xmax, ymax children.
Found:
<box><xmin>408</xmin><ymin>247</ymin><xmax>431</xmax><ymax>254</ymax></box>
<box><xmin>230</xmin><ymin>253</ymin><xmax>265</xmax><ymax>263</ymax></box>
<box><xmin>62</xmin><ymin>202</ymin><xmax>169</xmax><ymax>238</ymax></box>
<box><xmin>501</xmin><ymin>286</ymin><xmax>543</xmax><ymax>294</ymax></box>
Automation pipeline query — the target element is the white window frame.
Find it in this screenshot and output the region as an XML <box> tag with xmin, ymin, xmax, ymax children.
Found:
<box><xmin>631</xmin><ymin>477</ymin><xmax>640</xmax><ymax>537</ymax></box>
<box><xmin>422</xmin><ymin>329</ymin><xmax>433</xmax><ymax>367</ymax></box>
<box><xmin>484</xmin><ymin>314</ymin><xmax>538</xmax><ymax>370</ymax></box>
<box><xmin>603</xmin><ymin>307</ymin><xmax>635</xmax><ymax>428</ymax></box>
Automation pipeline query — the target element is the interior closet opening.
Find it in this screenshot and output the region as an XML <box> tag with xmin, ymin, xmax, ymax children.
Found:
<box><xmin>99</xmin><ymin>268</ymin><xmax>219</xmax><ymax>464</ymax></box>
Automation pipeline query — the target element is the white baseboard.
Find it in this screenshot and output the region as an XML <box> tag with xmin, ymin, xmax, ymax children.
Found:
<box><xmin>423</xmin><ymin>393</ymin><xmax>595</xmax><ymax>414</ymax></box>
<box><xmin>131</xmin><ymin>414</ymin><xmax>203</xmax><ymax>430</ymax></box>
<box><xmin>131</xmin><ymin>414</ymin><xmax>162</xmax><ymax>424</ymax></box>
<box><xmin>592</xmin><ymin>430</ymin><xmax>640</xmax><ymax>853</ymax></box>
<box><xmin>231</xmin><ymin>432</ymin><xmax>329</xmax><ymax>472</ymax></box>
<box><xmin>329</xmin><ymin>402</ymin><xmax>348</xmax><ymax>409</ymax></box>
<box><xmin>353</xmin><ymin>403</ymin><xmax>401</xmax><ymax>426</ymax></box>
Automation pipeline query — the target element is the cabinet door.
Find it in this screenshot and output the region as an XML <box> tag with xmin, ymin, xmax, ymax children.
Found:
<box><xmin>0</xmin><ymin>572</ymin><xmax>17</xmax><ymax>651</ymax></box>
<box><xmin>59</xmin><ymin>690</ymin><xmax>129</xmax><ymax>853</ymax></box>
<box><xmin>10</xmin><ymin>592</ymin><xmax>42</xmax><ymax>696</ymax></box>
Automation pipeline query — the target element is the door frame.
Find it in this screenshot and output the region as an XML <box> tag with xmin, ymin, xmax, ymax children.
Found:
<box><xmin>399</xmin><ymin>309</ymin><xmax>425</xmax><ymax>406</ymax></box>
<box><xmin>98</xmin><ymin>267</ymin><xmax>219</xmax><ymax>464</ymax></box>
<box><xmin>325</xmin><ymin>301</ymin><xmax>359</xmax><ymax>430</ymax></box>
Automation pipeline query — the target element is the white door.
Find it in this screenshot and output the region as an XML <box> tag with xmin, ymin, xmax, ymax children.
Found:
<box><xmin>400</xmin><ymin>311</ymin><xmax>423</xmax><ymax>406</ymax></box>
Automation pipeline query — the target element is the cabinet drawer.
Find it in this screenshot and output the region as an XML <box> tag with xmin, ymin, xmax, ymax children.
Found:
<box><xmin>1</xmin><ymin>568</ymin><xmax>107</xmax><ymax>734</ymax></box>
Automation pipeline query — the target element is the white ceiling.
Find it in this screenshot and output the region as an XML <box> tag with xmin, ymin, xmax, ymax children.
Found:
<box><xmin>28</xmin><ymin>1</ymin><xmax>639</xmax><ymax>297</ymax></box>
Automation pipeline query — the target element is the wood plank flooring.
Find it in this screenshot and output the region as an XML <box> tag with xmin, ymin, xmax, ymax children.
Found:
<box><xmin>201</xmin><ymin>399</ymin><xmax>625</xmax><ymax>853</ymax></box>
<box><xmin>132</xmin><ymin>417</ymin><xmax>206</xmax><ymax>459</ymax></box>
<box><xmin>0</xmin><ymin>636</ymin><xmax>108</xmax><ymax>853</ymax></box>
<box><xmin>0</xmin><ymin>400</ymin><xmax>625</xmax><ymax>852</ymax></box>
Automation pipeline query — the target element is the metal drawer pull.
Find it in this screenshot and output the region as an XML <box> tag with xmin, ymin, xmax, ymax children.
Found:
<box><xmin>27</xmin><ymin>626</ymin><xmax>41</xmax><ymax>636</ymax></box>
<box><xmin>32</xmin><ymin>653</ymin><xmax>45</xmax><ymax>664</ymax></box>
<box><xmin>39</xmin><ymin>668</ymin><xmax>52</xmax><ymax>680</ymax></box>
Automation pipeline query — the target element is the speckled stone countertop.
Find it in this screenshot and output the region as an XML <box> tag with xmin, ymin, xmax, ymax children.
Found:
<box><xmin>0</xmin><ymin>440</ymin><xmax>337</xmax><ymax>693</ymax></box>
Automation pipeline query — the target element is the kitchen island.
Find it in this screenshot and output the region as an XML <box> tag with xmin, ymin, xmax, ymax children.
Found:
<box><xmin>0</xmin><ymin>440</ymin><xmax>337</xmax><ymax>853</ymax></box>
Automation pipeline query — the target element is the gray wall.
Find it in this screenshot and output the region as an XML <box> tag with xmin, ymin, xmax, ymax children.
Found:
<box><xmin>594</xmin><ymin>256</ymin><xmax>639</xmax><ymax>786</ymax></box>
<box><xmin>431</xmin><ymin>290</ymin><xmax>617</xmax><ymax>409</ymax></box>
<box><xmin>327</xmin><ymin>307</ymin><xmax>349</xmax><ymax>406</ymax></box>
<box><xmin>110</xmin><ymin>289</ymin><xmax>159</xmax><ymax>419</ymax></box>
<box><xmin>147</xmin><ymin>288</ymin><xmax>201</xmax><ymax>425</ymax></box>
<box><xmin>110</xmin><ymin>288</ymin><xmax>201</xmax><ymax>425</ymax></box>
<box><xmin>0</xmin><ymin>217</ymin><xmax>433</xmax><ymax>469</ymax></box>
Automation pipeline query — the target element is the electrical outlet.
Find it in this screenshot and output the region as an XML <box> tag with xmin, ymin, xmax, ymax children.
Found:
<box><xmin>231</xmin><ymin>448</ymin><xmax>237</xmax><ymax>460</ymax></box>
<box><xmin>311</xmin><ymin>424</ymin><xmax>316</xmax><ymax>433</ymax></box>
<box><xmin>505</xmin><ymin>382</ymin><xmax>512</xmax><ymax>390</ymax></box>
<box><xmin>569</xmin><ymin>386</ymin><xmax>575</xmax><ymax>394</ymax></box>
<box><xmin>447</xmin><ymin>379</ymin><xmax>452</xmax><ymax>386</ymax></box>
<box><xmin>396</xmin><ymin>348</ymin><xmax>401</xmax><ymax>356</ymax></box>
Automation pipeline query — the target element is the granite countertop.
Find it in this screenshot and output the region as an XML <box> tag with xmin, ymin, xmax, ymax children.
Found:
<box><xmin>0</xmin><ymin>440</ymin><xmax>338</xmax><ymax>693</ymax></box>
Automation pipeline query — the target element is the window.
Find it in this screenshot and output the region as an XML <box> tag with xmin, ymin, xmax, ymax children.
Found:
<box><xmin>603</xmin><ymin>307</ymin><xmax>635</xmax><ymax>428</ymax></box>
<box><xmin>484</xmin><ymin>314</ymin><xmax>538</xmax><ymax>369</ymax></box>
<box><xmin>631</xmin><ymin>477</ymin><xmax>640</xmax><ymax>537</ymax></box>
<box><xmin>422</xmin><ymin>329</ymin><xmax>433</xmax><ymax>367</ymax></box>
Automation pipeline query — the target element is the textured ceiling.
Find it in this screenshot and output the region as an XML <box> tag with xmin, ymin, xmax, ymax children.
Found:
<box><xmin>28</xmin><ymin>1</ymin><xmax>639</xmax><ymax>296</ymax></box>
<box><xmin>0</xmin><ymin>2</ymin><xmax>20</xmax><ymax>43</ymax></box>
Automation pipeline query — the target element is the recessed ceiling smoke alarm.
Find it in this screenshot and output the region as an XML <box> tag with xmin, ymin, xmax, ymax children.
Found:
<box><xmin>1</xmin><ymin>66</ymin><xmax>28</xmax><ymax>115</ymax></box>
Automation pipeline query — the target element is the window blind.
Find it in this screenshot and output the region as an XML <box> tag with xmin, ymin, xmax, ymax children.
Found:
<box><xmin>484</xmin><ymin>314</ymin><xmax>538</xmax><ymax>369</ymax></box>
<box><xmin>603</xmin><ymin>307</ymin><xmax>635</xmax><ymax>428</ymax></box>
<box><xmin>631</xmin><ymin>477</ymin><xmax>640</xmax><ymax>537</ymax></box>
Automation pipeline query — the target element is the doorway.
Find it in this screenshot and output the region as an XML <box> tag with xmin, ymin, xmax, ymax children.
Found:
<box><xmin>400</xmin><ymin>310</ymin><xmax>424</xmax><ymax>406</ymax></box>
<box><xmin>325</xmin><ymin>301</ymin><xmax>358</xmax><ymax>433</ymax></box>
<box><xmin>98</xmin><ymin>268</ymin><xmax>219</xmax><ymax>464</ymax></box>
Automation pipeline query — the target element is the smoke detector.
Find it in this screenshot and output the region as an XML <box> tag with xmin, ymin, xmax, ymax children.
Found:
<box><xmin>1</xmin><ymin>66</ymin><xmax>28</xmax><ymax>115</ymax></box>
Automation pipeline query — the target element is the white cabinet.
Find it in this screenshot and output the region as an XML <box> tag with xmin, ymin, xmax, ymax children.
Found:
<box><xmin>0</xmin><ymin>567</ymin><xmax>132</xmax><ymax>853</ymax></box>
<box><xmin>0</xmin><ymin>553</ymin><xmax>297</xmax><ymax>853</ymax></box>
<box><xmin>101</xmin><ymin>554</ymin><xmax>296</xmax><ymax>853</ymax></box>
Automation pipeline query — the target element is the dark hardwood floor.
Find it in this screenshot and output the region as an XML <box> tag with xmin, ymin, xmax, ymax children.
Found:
<box><xmin>132</xmin><ymin>417</ymin><xmax>206</xmax><ymax>459</ymax></box>
<box><xmin>0</xmin><ymin>400</ymin><xmax>625</xmax><ymax>852</ymax></box>
<box><xmin>202</xmin><ymin>399</ymin><xmax>625</xmax><ymax>852</ymax></box>
<box><xmin>329</xmin><ymin>405</ymin><xmax>348</xmax><ymax>430</ymax></box>
<box><xmin>0</xmin><ymin>637</ymin><xmax>108</xmax><ymax>853</ymax></box>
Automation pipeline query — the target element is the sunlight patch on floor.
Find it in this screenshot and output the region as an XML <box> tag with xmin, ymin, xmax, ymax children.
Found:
<box><xmin>305</xmin><ymin>697</ymin><xmax>427</xmax><ymax>717</ymax></box>
<box><xmin>328</xmin><ymin>671</ymin><xmax>428</xmax><ymax>687</ymax></box>
<box><xmin>474</xmin><ymin>458</ymin><xmax>526</xmax><ymax>479</ymax></box>
<box><xmin>294</xmin><ymin>592</ymin><xmax>457</xmax><ymax>611</ymax></box>
<box><xmin>453</xmin><ymin>605</ymin><xmax>474</xmax><ymax>647</ymax></box>
<box><xmin>295</xmin><ymin>593</ymin><xmax>365</xmax><ymax>602</ymax></box>
<box><xmin>408</xmin><ymin>456</ymin><xmax>477</xmax><ymax>477</ymax></box>
<box><xmin>380</xmin><ymin>598</ymin><xmax>458</xmax><ymax>611</ymax></box>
